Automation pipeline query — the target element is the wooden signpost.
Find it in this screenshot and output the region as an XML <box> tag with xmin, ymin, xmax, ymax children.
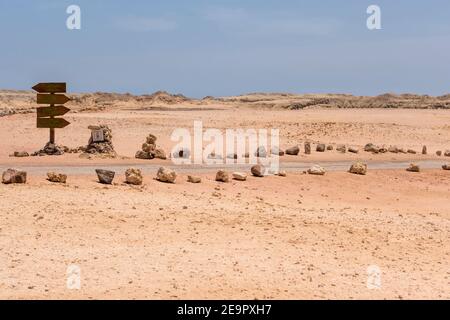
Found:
<box><xmin>33</xmin><ymin>82</ymin><xmax>71</xmax><ymax>144</ymax></box>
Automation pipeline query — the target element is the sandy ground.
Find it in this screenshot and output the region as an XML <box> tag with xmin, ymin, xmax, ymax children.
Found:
<box><xmin>0</xmin><ymin>103</ymin><xmax>449</xmax><ymax>299</ymax></box>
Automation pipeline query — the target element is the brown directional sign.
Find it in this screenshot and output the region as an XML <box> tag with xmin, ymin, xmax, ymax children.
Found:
<box><xmin>37</xmin><ymin>105</ymin><xmax>70</xmax><ymax>118</ymax></box>
<box><xmin>37</xmin><ymin>93</ymin><xmax>71</xmax><ymax>105</ymax></box>
<box><xmin>37</xmin><ymin>117</ymin><xmax>70</xmax><ymax>129</ymax></box>
<box><xmin>32</xmin><ymin>82</ymin><xmax>66</xmax><ymax>93</ymax></box>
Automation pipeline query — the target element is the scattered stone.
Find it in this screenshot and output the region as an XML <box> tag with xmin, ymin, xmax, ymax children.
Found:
<box><xmin>232</xmin><ymin>172</ymin><xmax>247</xmax><ymax>181</ymax></box>
<box><xmin>326</xmin><ymin>145</ymin><xmax>334</xmax><ymax>151</ymax></box>
<box><xmin>336</xmin><ymin>145</ymin><xmax>346</xmax><ymax>153</ymax></box>
<box><xmin>407</xmin><ymin>149</ymin><xmax>417</xmax><ymax>154</ymax></box>
<box><xmin>442</xmin><ymin>164</ymin><xmax>450</xmax><ymax>170</ymax></box>
<box><xmin>348</xmin><ymin>147</ymin><xmax>359</xmax><ymax>154</ymax></box>
<box><xmin>307</xmin><ymin>165</ymin><xmax>326</xmax><ymax>176</ymax></box>
<box><xmin>255</xmin><ymin>146</ymin><xmax>267</xmax><ymax>158</ymax></box>
<box><xmin>187</xmin><ymin>175</ymin><xmax>201</xmax><ymax>183</ymax></box>
<box><xmin>172</xmin><ymin>147</ymin><xmax>190</xmax><ymax>159</ymax></box>
<box><xmin>304</xmin><ymin>142</ymin><xmax>311</xmax><ymax>155</ymax></box>
<box><xmin>349</xmin><ymin>162</ymin><xmax>367</xmax><ymax>175</ymax></box>
<box><xmin>156</xmin><ymin>167</ymin><xmax>177</xmax><ymax>183</ymax></box>
<box><xmin>32</xmin><ymin>142</ymin><xmax>65</xmax><ymax>156</ymax></box>
<box><xmin>286</xmin><ymin>145</ymin><xmax>300</xmax><ymax>155</ymax></box>
<box><xmin>125</xmin><ymin>168</ymin><xmax>143</xmax><ymax>185</ymax></box>
<box><xmin>13</xmin><ymin>151</ymin><xmax>29</xmax><ymax>157</ymax></box>
<box><xmin>215</xmin><ymin>170</ymin><xmax>229</xmax><ymax>183</ymax></box>
<box><xmin>277</xmin><ymin>171</ymin><xmax>287</xmax><ymax>177</ymax></box>
<box><xmin>436</xmin><ymin>150</ymin><xmax>442</xmax><ymax>156</ymax></box>
<box><xmin>271</xmin><ymin>146</ymin><xmax>284</xmax><ymax>156</ymax></box>
<box><xmin>388</xmin><ymin>146</ymin><xmax>399</xmax><ymax>153</ymax></box>
<box><xmin>251</xmin><ymin>164</ymin><xmax>265</xmax><ymax>177</ymax></box>
<box><xmin>422</xmin><ymin>146</ymin><xmax>427</xmax><ymax>155</ymax></box>
<box><xmin>2</xmin><ymin>169</ymin><xmax>27</xmax><ymax>184</ymax></box>
<box><xmin>95</xmin><ymin>169</ymin><xmax>115</xmax><ymax>184</ymax></box>
<box><xmin>47</xmin><ymin>172</ymin><xmax>67</xmax><ymax>184</ymax></box>
<box><xmin>316</xmin><ymin>143</ymin><xmax>326</xmax><ymax>152</ymax></box>
<box><xmin>406</xmin><ymin>163</ymin><xmax>420</xmax><ymax>172</ymax></box>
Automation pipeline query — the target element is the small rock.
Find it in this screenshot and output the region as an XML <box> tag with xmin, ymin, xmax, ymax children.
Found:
<box><xmin>445</xmin><ymin>150</ymin><xmax>450</xmax><ymax>157</ymax></box>
<box><xmin>47</xmin><ymin>172</ymin><xmax>67</xmax><ymax>183</ymax></box>
<box><xmin>422</xmin><ymin>146</ymin><xmax>427</xmax><ymax>155</ymax></box>
<box><xmin>215</xmin><ymin>170</ymin><xmax>229</xmax><ymax>183</ymax></box>
<box><xmin>442</xmin><ymin>164</ymin><xmax>450</xmax><ymax>170</ymax></box>
<box><xmin>304</xmin><ymin>142</ymin><xmax>311</xmax><ymax>155</ymax></box>
<box><xmin>187</xmin><ymin>175</ymin><xmax>202</xmax><ymax>183</ymax></box>
<box><xmin>316</xmin><ymin>144</ymin><xmax>326</xmax><ymax>152</ymax></box>
<box><xmin>232</xmin><ymin>172</ymin><xmax>247</xmax><ymax>181</ymax></box>
<box><xmin>348</xmin><ymin>147</ymin><xmax>359</xmax><ymax>154</ymax></box>
<box><xmin>277</xmin><ymin>171</ymin><xmax>287</xmax><ymax>177</ymax></box>
<box><xmin>349</xmin><ymin>162</ymin><xmax>367</xmax><ymax>175</ymax></box>
<box><xmin>307</xmin><ymin>165</ymin><xmax>326</xmax><ymax>176</ymax></box>
<box><xmin>407</xmin><ymin>149</ymin><xmax>417</xmax><ymax>154</ymax></box>
<box><xmin>156</xmin><ymin>167</ymin><xmax>177</xmax><ymax>183</ymax></box>
<box><xmin>172</xmin><ymin>148</ymin><xmax>190</xmax><ymax>159</ymax></box>
<box><xmin>135</xmin><ymin>150</ymin><xmax>153</xmax><ymax>160</ymax></box>
<box><xmin>270</xmin><ymin>146</ymin><xmax>284</xmax><ymax>156</ymax></box>
<box><xmin>255</xmin><ymin>146</ymin><xmax>267</xmax><ymax>158</ymax></box>
<box><xmin>251</xmin><ymin>164</ymin><xmax>265</xmax><ymax>177</ymax></box>
<box><xmin>125</xmin><ymin>168</ymin><xmax>143</xmax><ymax>185</ymax></box>
<box><xmin>207</xmin><ymin>152</ymin><xmax>223</xmax><ymax>160</ymax></box>
<box><xmin>95</xmin><ymin>169</ymin><xmax>115</xmax><ymax>184</ymax></box>
<box><xmin>364</xmin><ymin>143</ymin><xmax>377</xmax><ymax>152</ymax></box>
<box><xmin>336</xmin><ymin>145</ymin><xmax>346</xmax><ymax>153</ymax></box>
<box><xmin>227</xmin><ymin>153</ymin><xmax>238</xmax><ymax>160</ymax></box>
<box><xmin>286</xmin><ymin>145</ymin><xmax>300</xmax><ymax>155</ymax></box>
<box><xmin>142</xmin><ymin>143</ymin><xmax>156</xmax><ymax>153</ymax></box>
<box><xmin>326</xmin><ymin>145</ymin><xmax>334</xmax><ymax>151</ymax></box>
<box><xmin>406</xmin><ymin>163</ymin><xmax>420</xmax><ymax>172</ymax></box>
<box><xmin>388</xmin><ymin>146</ymin><xmax>399</xmax><ymax>153</ymax></box>
<box><xmin>13</xmin><ymin>151</ymin><xmax>29</xmax><ymax>157</ymax></box>
<box><xmin>2</xmin><ymin>169</ymin><xmax>27</xmax><ymax>184</ymax></box>
<box><xmin>436</xmin><ymin>150</ymin><xmax>442</xmax><ymax>156</ymax></box>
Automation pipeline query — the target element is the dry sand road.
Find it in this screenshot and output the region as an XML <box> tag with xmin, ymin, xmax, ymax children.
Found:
<box><xmin>0</xmin><ymin>91</ymin><xmax>449</xmax><ymax>299</ymax></box>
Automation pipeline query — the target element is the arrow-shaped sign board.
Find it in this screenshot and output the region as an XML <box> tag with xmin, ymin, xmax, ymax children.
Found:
<box><xmin>37</xmin><ymin>93</ymin><xmax>71</xmax><ymax>105</ymax></box>
<box><xmin>37</xmin><ymin>117</ymin><xmax>71</xmax><ymax>129</ymax></box>
<box><xmin>32</xmin><ymin>83</ymin><xmax>66</xmax><ymax>93</ymax></box>
<box><xmin>37</xmin><ymin>105</ymin><xmax>70</xmax><ymax>118</ymax></box>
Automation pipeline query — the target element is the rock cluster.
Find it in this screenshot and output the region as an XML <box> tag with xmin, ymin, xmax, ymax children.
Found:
<box><xmin>31</xmin><ymin>142</ymin><xmax>66</xmax><ymax>156</ymax></box>
<box><xmin>136</xmin><ymin>134</ymin><xmax>167</xmax><ymax>160</ymax></box>
<box><xmin>83</xmin><ymin>125</ymin><xmax>116</xmax><ymax>157</ymax></box>
<box><xmin>2</xmin><ymin>168</ymin><xmax>27</xmax><ymax>184</ymax></box>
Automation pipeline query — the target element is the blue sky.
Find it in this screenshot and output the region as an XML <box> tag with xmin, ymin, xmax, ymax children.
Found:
<box><xmin>0</xmin><ymin>0</ymin><xmax>449</xmax><ymax>97</ymax></box>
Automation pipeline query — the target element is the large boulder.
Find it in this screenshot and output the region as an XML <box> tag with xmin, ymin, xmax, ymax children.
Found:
<box><xmin>349</xmin><ymin>162</ymin><xmax>367</xmax><ymax>175</ymax></box>
<box><xmin>47</xmin><ymin>172</ymin><xmax>67</xmax><ymax>183</ymax></box>
<box><xmin>2</xmin><ymin>169</ymin><xmax>27</xmax><ymax>184</ymax></box>
<box><xmin>215</xmin><ymin>170</ymin><xmax>229</xmax><ymax>183</ymax></box>
<box><xmin>125</xmin><ymin>168</ymin><xmax>143</xmax><ymax>185</ymax></box>
<box><xmin>156</xmin><ymin>167</ymin><xmax>177</xmax><ymax>183</ymax></box>
<box><xmin>251</xmin><ymin>164</ymin><xmax>265</xmax><ymax>177</ymax></box>
<box><xmin>95</xmin><ymin>169</ymin><xmax>115</xmax><ymax>184</ymax></box>
<box><xmin>285</xmin><ymin>145</ymin><xmax>300</xmax><ymax>155</ymax></box>
<box><xmin>307</xmin><ymin>165</ymin><xmax>326</xmax><ymax>176</ymax></box>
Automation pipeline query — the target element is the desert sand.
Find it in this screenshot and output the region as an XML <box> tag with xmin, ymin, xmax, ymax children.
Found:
<box><xmin>0</xmin><ymin>90</ymin><xmax>449</xmax><ymax>299</ymax></box>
